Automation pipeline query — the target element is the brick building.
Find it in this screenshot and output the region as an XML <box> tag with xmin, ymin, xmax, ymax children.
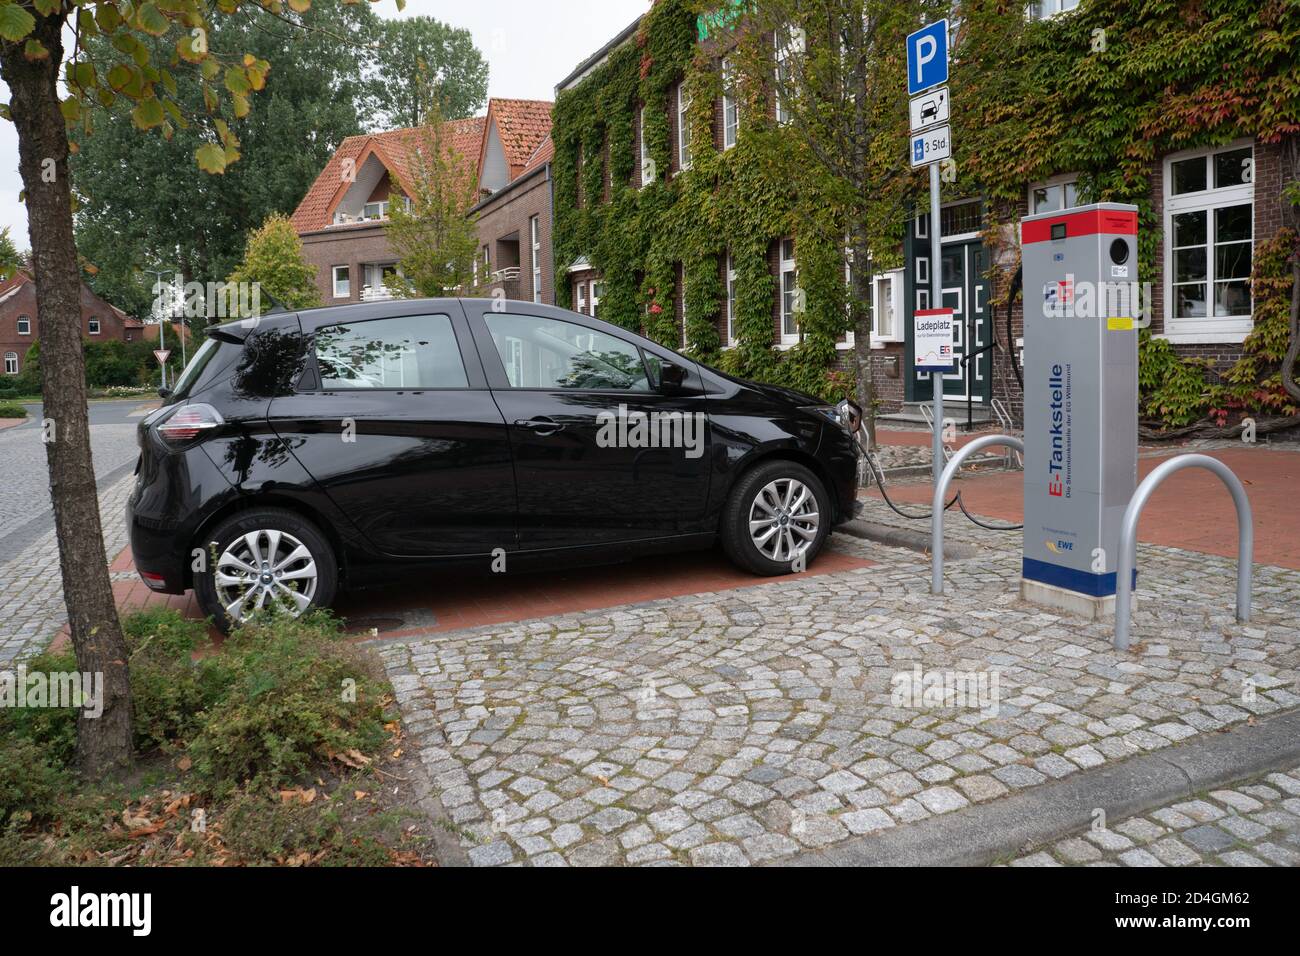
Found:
<box><xmin>0</xmin><ymin>271</ymin><xmax>143</xmax><ymax>377</ymax></box>
<box><xmin>291</xmin><ymin>100</ymin><xmax>554</xmax><ymax>307</ymax></box>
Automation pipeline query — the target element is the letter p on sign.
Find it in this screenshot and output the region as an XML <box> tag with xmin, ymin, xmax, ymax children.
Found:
<box><xmin>907</xmin><ymin>20</ymin><xmax>949</xmax><ymax>95</ymax></box>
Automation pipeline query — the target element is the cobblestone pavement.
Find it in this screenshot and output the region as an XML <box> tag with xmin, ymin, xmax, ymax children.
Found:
<box><xmin>377</xmin><ymin>513</ymin><xmax>1300</xmax><ymax>867</ymax></box>
<box><xmin>0</xmin><ymin>401</ymin><xmax>146</xmax><ymax>555</ymax></box>
<box><xmin>0</xmin><ymin>472</ymin><xmax>135</xmax><ymax>664</ymax></box>
<box><xmin>1010</xmin><ymin>765</ymin><xmax>1300</xmax><ymax>867</ymax></box>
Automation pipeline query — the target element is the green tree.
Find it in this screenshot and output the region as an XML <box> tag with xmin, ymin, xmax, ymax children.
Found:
<box><xmin>0</xmin><ymin>226</ymin><xmax>18</xmax><ymax>279</ymax></box>
<box><xmin>70</xmin><ymin>0</ymin><xmax>381</xmax><ymax>318</ymax></box>
<box><xmin>0</xmin><ymin>0</ymin><xmax>399</xmax><ymax>777</ymax></box>
<box><xmin>227</xmin><ymin>213</ymin><xmax>323</xmax><ymax>311</ymax></box>
<box><xmin>374</xmin><ymin>15</ymin><xmax>489</xmax><ymax>127</ymax></box>
<box><xmin>383</xmin><ymin>113</ymin><xmax>480</xmax><ymax>298</ymax></box>
<box><xmin>738</xmin><ymin>0</ymin><xmax>924</xmax><ymax>448</ymax></box>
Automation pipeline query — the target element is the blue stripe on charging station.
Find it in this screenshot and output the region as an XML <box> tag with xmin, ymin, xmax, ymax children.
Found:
<box><xmin>1022</xmin><ymin>559</ymin><xmax>1137</xmax><ymax>598</ymax></box>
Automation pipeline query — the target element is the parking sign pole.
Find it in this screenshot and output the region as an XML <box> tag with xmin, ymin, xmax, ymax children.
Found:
<box><xmin>930</xmin><ymin>161</ymin><xmax>943</xmax><ymax>485</ymax></box>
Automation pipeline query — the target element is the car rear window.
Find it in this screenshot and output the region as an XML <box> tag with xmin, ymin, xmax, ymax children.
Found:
<box><xmin>168</xmin><ymin>338</ymin><xmax>229</xmax><ymax>401</ymax></box>
<box><xmin>315</xmin><ymin>314</ymin><xmax>468</xmax><ymax>390</ymax></box>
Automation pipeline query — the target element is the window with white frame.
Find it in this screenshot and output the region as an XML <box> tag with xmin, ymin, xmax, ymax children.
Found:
<box><xmin>88</xmin><ymin>318</ymin><xmax>101</xmax><ymax>335</ymax></box>
<box><xmin>591</xmin><ymin>281</ymin><xmax>604</xmax><ymax>319</ymax></box>
<box><xmin>726</xmin><ymin>252</ymin><xmax>737</xmax><ymax>346</ymax></box>
<box><xmin>873</xmin><ymin>270</ymin><xmax>904</xmax><ymax>341</ymax></box>
<box><xmin>576</xmin><ymin>280</ymin><xmax>588</xmax><ymax>315</ymax></box>
<box><xmin>1164</xmin><ymin>141</ymin><xmax>1254</xmax><ymax>342</ymax></box>
<box><xmin>1028</xmin><ymin>0</ymin><xmax>1079</xmax><ymax>21</ymax></box>
<box><xmin>1029</xmin><ymin>173</ymin><xmax>1081</xmax><ymax>215</ymax></box>
<box><xmin>530</xmin><ymin>216</ymin><xmax>543</xmax><ymax>303</ymax></box>
<box><xmin>332</xmin><ymin>265</ymin><xmax>351</xmax><ymax>299</ymax></box>
<box><xmin>17</xmin><ymin>315</ymin><xmax>30</xmax><ymax>335</ymax></box>
<box><xmin>780</xmin><ymin>239</ymin><xmax>799</xmax><ymax>344</ymax></box>
<box><xmin>722</xmin><ymin>58</ymin><xmax>738</xmax><ymax>150</ymax></box>
<box><xmin>677</xmin><ymin>84</ymin><xmax>693</xmax><ymax>171</ymax></box>
<box><xmin>4</xmin><ymin>352</ymin><xmax>16</xmax><ymax>375</ymax></box>
<box><xmin>640</xmin><ymin>107</ymin><xmax>653</xmax><ymax>187</ymax></box>
<box><xmin>774</xmin><ymin>25</ymin><xmax>803</xmax><ymax>126</ymax></box>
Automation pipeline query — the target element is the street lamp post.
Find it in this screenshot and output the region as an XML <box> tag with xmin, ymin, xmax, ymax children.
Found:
<box><xmin>141</xmin><ymin>268</ymin><xmax>177</xmax><ymax>390</ymax></box>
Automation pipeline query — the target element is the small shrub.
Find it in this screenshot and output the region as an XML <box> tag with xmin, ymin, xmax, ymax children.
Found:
<box><xmin>0</xmin><ymin>647</ymin><xmax>79</xmax><ymax>768</ymax></box>
<box><xmin>186</xmin><ymin>612</ymin><xmax>388</xmax><ymax>795</ymax></box>
<box><xmin>122</xmin><ymin>609</ymin><xmax>226</xmax><ymax>752</ymax></box>
<box><xmin>0</xmin><ymin>731</ymin><xmax>69</xmax><ymax>827</ymax></box>
<box><xmin>0</xmin><ymin>403</ymin><xmax>27</xmax><ymax>419</ymax></box>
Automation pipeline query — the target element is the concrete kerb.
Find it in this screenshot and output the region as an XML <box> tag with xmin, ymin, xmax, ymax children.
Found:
<box><xmin>839</xmin><ymin>518</ymin><xmax>978</xmax><ymax>560</ymax></box>
<box><xmin>785</xmin><ymin>707</ymin><xmax>1300</xmax><ymax>867</ymax></box>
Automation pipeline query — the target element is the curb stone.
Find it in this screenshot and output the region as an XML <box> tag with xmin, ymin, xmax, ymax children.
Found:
<box><xmin>783</xmin><ymin>707</ymin><xmax>1300</xmax><ymax>867</ymax></box>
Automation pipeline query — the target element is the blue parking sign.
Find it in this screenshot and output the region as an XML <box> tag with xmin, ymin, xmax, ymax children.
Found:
<box><xmin>913</xmin><ymin>138</ymin><xmax>925</xmax><ymax>164</ymax></box>
<box><xmin>907</xmin><ymin>20</ymin><xmax>949</xmax><ymax>96</ymax></box>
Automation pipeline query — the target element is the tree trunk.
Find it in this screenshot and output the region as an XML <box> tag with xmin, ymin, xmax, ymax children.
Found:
<box><xmin>849</xmin><ymin>11</ymin><xmax>877</xmax><ymax>457</ymax></box>
<box><xmin>1</xmin><ymin>16</ymin><xmax>134</xmax><ymax>775</ymax></box>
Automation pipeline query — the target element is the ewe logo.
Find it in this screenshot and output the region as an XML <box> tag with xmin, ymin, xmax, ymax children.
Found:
<box><xmin>1045</xmin><ymin>539</ymin><xmax>1074</xmax><ymax>555</ymax></box>
<box><xmin>50</xmin><ymin>886</ymin><xmax>151</xmax><ymax>937</ymax></box>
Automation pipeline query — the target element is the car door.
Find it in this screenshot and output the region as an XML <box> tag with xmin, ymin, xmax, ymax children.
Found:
<box><xmin>268</xmin><ymin>303</ymin><xmax>518</xmax><ymax>558</ymax></box>
<box><xmin>464</xmin><ymin>302</ymin><xmax>711</xmax><ymax>550</ymax></box>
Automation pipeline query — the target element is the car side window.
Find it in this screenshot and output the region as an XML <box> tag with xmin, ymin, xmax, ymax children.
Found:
<box><xmin>485</xmin><ymin>314</ymin><xmax>651</xmax><ymax>391</ymax></box>
<box><xmin>315</xmin><ymin>315</ymin><xmax>468</xmax><ymax>390</ymax></box>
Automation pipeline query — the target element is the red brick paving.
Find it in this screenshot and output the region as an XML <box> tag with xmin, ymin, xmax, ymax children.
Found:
<box><xmin>99</xmin><ymin>545</ymin><xmax>873</xmax><ymax>641</ymax></box>
<box><xmin>868</xmin><ymin>446</ymin><xmax>1300</xmax><ymax>570</ymax></box>
<box><xmin>0</xmin><ymin>416</ymin><xmax>27</xmax><ymax>431</ymax></box>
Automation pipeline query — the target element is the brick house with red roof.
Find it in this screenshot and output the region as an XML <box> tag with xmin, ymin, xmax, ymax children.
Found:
<box><xmin>292</xmin><ymin>99</ymin><xmax>554</xmax><ymax>307</ymax></box>
<box><xmin>0</xmin><ymin>271</ymin><xmax>144</xmax><ymax>378</ymax></box>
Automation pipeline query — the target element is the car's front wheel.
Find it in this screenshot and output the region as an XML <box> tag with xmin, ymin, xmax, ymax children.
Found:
<box><xmin>720</xmin><ymin>460</ymin><xmax>830</xmax><ymax>576</ymax></box>
<box><xmin>194</xmin><ymin>508</ymin><xmax>338</xmax><ymax>633</ymax></box>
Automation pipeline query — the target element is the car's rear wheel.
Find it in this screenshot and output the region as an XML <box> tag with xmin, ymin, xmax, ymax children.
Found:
<box><xmin>721</xmin><ymin>460</ymin><xmax>830</xmax><ymax>576</ymax></box>
<box><xmin>194</xmin><ymin>508</ymin><xmax>337</xmax><ymax>633</ymax></box>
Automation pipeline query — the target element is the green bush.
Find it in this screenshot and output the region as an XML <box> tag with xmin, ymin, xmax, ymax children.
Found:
<box><xmin>0</xmin><ymin>647</ymin><xmax>79</xmax><ymax>768</ymax></box>
<box><xmin>186</xmin><ymin>612</ymin><xmax>388</xmax><ymax>795</ymax></box>
<box><xmin>0</xmin><ymin>731</ymin><xmax>69</xmax><ymax>828</ymax></box>
<box><xmin>121</xmin><ymin>609</ymin><xmax>227</xmax><ymax>752</ymax></box>
<box><xmin>0</xmin><ymin>403</ymin><xmax>26</xmax><ymax>418</ymax></box>
<box><xmin>216</xmin><ymin>790</ymin><xmax>401</xmax><ymax>866</ymax></box>
<box><xmin>0</xmin><ymin>387</ymin><xmax>17</xmax><ymax>400</ymax></box>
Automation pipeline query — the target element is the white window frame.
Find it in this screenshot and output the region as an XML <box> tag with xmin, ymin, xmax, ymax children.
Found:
<box><xmin>332</xmin><ymin>265</ymin><xmax>351</xmax><ymax>299</ymax></box>
<box><xmin>774</xmin><ymin>25</ymin><xmax>804</xmax><ymax>126</ymax></box>
<box><xmin>1028</xmin><ymin>0</ymin><xmax>1080</xmax><ymax>21</ymax></box>
<box><xmin>530</xmin><ymin>216</ymin><xmax>543</xmax><ymax>303</ymax></box>
<box><xmin>4</xmin><ymin>352</ymin><xmax>16</xmax><ymax>375</ymax></box>
<box><xmin>779</xmin><ymin>238</ymin><xmax>799</xmax><ymax>347</ymax></box>
<box><xmin>591</xmin><ymin>281</ymin><xmax>604</xmax><ymax>319</ymax></box>
<box><xmin>722</xmin><ymin>58</ymin><xmax>738</xmax><ymax>150</ymax></box>
<box><xmin>639</xmin><ymin>106</ymin><xmax>653</xmax><ymax>188</ymax></box>
<box><xmin>1162</xmin><ymin>139</ymin><xmax>1255</xmax><ymax>344</ymax></box>
<box><xmin>872</xmin><ymin>269</ymin><xmax>905</xmax><ymax>345</ymax></box>
<box><xmin>725</xmin><ymin>252</ymin><xmax>737</xmax><ymax>347</ymax></box>
<box><xmin>1028</xmin><ymin>172</ymin><xmax>1081</xmax><ymax>216</ymax></box>
<box><xmin>88</xmin><ymin>318</ymin><xmax>101</xmax><ymax>336</ymax></box>
<box><xmin>677</xmin><ymin>84</ymin><xmax>692</xmax><ymax>172</ymax></box>
<box><xmin>17</xmin><ymin>316</ymin><xmax>30</xmax><ymax>335</ymax></box>
<box><xmin>576</xmin><ymin>281</ymin><xmax>588</xmax><ymax>315</ymax></box>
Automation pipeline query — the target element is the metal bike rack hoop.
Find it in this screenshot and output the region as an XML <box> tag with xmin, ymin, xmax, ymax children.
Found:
<box><xmin>931</xmin><ymin>435</ymin><xmax>1025</xmax><ymax>595</ymax></box>
<box><xmin>1114</xmin><ymin>454</ymin><xmax>1254</xmax><ymax>651</ymax></box>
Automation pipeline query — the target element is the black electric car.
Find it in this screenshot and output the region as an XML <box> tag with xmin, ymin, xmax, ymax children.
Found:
<box><xmin>128</xmin><ymin>298</ymin><xmax>862</xmax><ymax>630</ymax></box>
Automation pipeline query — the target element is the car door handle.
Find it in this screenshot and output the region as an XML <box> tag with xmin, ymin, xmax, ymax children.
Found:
<box><xmin>514</xmin><ymin>417</ymin><xmax>564</xmax><ymax>436</ymax></box>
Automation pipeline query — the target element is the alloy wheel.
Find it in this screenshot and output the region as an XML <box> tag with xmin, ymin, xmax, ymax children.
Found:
<box><xmin>213</xmin><ymin>529</ymin><xmax>318</xmax><ymax>624</ymax></box>
<box><xmin>747</xmin><ymin>478</ymin><xmax>819</xmax><ymax>563</ymax></box>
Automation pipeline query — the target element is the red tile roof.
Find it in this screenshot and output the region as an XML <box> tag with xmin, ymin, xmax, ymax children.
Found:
<box><xmin>483</xmin><ymin>99</ymin><xmax>554</xmax><ymax>181</ymax></box>
<box><xmin>0</xmin><ymin>270</ymin><xmax>30</xmax><ymax>301</ymax></box>
<box><xmin>519</xmin><ymin>134</ymin><xmax>555</xmax><ymax>178</ymax></box>
<box><xmin>290</xmin><ymin>117</ymin><xmax>487</xmax><ymax>234</ymax></box>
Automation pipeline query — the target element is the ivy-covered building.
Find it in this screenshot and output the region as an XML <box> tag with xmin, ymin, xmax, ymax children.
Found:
<box><xmin>550</xmin><ymin>0</ymin><xmax>1299</xmax><ymax>431</ymax></box>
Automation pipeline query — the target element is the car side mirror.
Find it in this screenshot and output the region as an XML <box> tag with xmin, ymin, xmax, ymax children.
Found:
<box><xmin>158</xmin><ymin>387</ymin><xmax>172</xmax><ymax>399</ymax></box>
<box><xmin>659</xmin><ymin>360</ymin><xmax>688</xmax><ymax>394</ymax></box>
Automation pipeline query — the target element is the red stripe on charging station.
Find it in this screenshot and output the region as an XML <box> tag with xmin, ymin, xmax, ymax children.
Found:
<box><xmin>1022</xmin><ymin>208</ymin><xmax>1138</xmax><ymax>245</ymax></box>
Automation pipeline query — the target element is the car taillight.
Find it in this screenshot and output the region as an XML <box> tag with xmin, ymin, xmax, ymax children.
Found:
<box><xmin>156</xmin><ymin>403</ymin><xmax>223</xmax><ymax>444</ymax></box>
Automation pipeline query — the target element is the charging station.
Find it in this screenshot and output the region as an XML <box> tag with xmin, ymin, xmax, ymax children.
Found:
<box><xmin>1019</xmin><ymin>203</ymin><xmax>1140</xmax><ymax>619</ymax></box>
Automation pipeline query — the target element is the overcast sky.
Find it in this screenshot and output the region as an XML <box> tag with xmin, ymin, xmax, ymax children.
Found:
<box><xmin>0</xmin><ymin>0</ymin><xmax>650</xmax><ymax>250</ymax></box>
